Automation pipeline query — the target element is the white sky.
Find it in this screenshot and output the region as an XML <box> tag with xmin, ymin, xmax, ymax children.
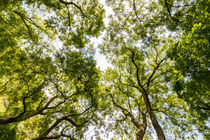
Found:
<box><xmin>93</xmin><ymin>0</ymin><xmax>114</xmax><ymax>71</ymax></box>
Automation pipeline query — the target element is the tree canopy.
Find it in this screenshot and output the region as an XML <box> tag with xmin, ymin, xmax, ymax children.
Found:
<box><xmin>0</xmin><ymin>0</ymin><xmax>209</xmax><ymax>139</ymax></box>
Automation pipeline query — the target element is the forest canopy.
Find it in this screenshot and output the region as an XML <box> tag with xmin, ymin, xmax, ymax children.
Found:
<box><xmin>0</xmin><ymin>0</ymin><xmax>209</xmax><ymax>139</ymax></box>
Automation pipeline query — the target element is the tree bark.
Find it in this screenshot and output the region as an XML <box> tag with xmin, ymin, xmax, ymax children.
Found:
<box><xmin>142</xmin><ymin>93</ymin><xmax>166</xmax><ymax>140</ymax></box>
<box><xmin>0</xmin><ymin>116</ymin><xmax>20</xmax><ymax>124</ymax></box>
<box><xmin>136</xmin><ymin>110</ymin><xmax>147</xmax><ymax>140</ymax></box>
<box><xmin>0</xmin><ymin>110</ymin><xmax>41</xmax><ymax>125</ymax></box>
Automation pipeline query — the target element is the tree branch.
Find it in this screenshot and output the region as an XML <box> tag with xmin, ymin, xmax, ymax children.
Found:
<box><xmin>65</xmin><ymin>4</ymin><xmax>71</xmax><ymax>33</ymax></box>
<box><xmin>126</xmin><ymin>47</ymin><xmax>146</xmax><ymax>93</ymax></box>
<box><xmin>117</xmin><ymin>84</ymin><xmax>133</xmax><ymax>114</ymax></box>
<box><xmin>146</xmin><ymin>57</ymin><xmax>166</xmax><ymax>88</ymax></box>
<box><xmin>164</xmin><ymin>0</ymin><xmax>179</xmax><ymax>22</ymax></box>
<box><xmin>132</xmin><ymin>0</ymin><xmax>144</xmax><ymax>24</ymax></box>
<box><xmin>59</xmin><ymin>0</ymin><xmax>84</xmax><ymax>16</ymax></box>
<box><xmin>109</xmin><ymin>94</ymin><xmax>140</xmax><ymax>128</ymax></box>
<box><xmin>0</xmin><ymin>81</ymin><xmax>45</xmax><ymax>124</ymax></box>
<box><xmin>59</xmin><ymin>0</ymin><xmax>95</xmax><ymax>23</ymax></box>
<box><xmin>34</xmin><ymin>111</ymin><xmax>90</xmax><ymax>140</ymax></box>
<box><xmin>13</xmin><ymin>10</ymin><xmax>33</xmax><ymax>39</ymax></box>
<box><xmin>0</xmin><ymin>79</ymin><xmax>13</xmax><ymax>94</ymax></box>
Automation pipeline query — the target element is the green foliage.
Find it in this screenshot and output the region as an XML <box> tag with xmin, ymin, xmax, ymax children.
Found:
<box><xmin>0</xmin><ymin>0</ymin><xmax>103</xmax><ymax>139</ymax></box>
<box><xmin>167</xmin><ymin>1</ymin><xmax>210</xmax><ymax>137</ymax></box>
<box><xmin>99</xmin><ymin>0</ymin><xmax>209</xmax><ymax>139</ymax></box>
<box><xmin>0</xmin><ymin>124</ymin><xmax>17</xmax><ymax>140</ymax></box>
<box><xmin>0</xmin><ymin>0</ymin><xmax>209</xmax><ymax>139</ymax></box>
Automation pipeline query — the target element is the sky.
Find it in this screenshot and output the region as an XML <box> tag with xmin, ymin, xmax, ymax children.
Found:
<box><xmin>92</xmin><ymin>0</ymin><xmax>113</xmax><ymax>71</ymax></box>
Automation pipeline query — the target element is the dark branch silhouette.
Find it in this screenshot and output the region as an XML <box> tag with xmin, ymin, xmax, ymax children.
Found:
<box><xmin>147</xmin><ymin>57</ymin><xmax>166</xmax><ymax>88</ymax></box>
<box><xmin>0</xmin><ymin>81</ymin><xmax>45</xmax><ymax>124</ymax></box>
<box><xmin>164</xmin><ymin>0</ymin><xmax>179</xmax><ymax>22</ymax></box>
<box><xmin>110</xmin><ymin>94</ymin><xmax>147</xmax><ymax>140</ymax></box>
<box><xmin>59</xmin><ymin>0</ymin><xmax>94</xmax><ymax>23</ymax></box>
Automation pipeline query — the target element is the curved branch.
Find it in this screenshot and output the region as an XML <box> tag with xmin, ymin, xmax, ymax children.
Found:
<box><xmin>59</xmin><ymin>0</ymin><xmax>95</xmax><ymax>23</ymax></box>
<box><xmin>118</xmin><ymin>69</ymin><xmax>139</xmax><ymax>90</ymax></box>
<box><xmin>132</xmin><ymin>0</ymin><xmax>144</xmax><ymax>24</ymax></box>
<box><xmin>146</xmin><ymin>57</ymin><xmax>166</xmax><ymax>88</ymax></box>
<box><xmin>126</xmin><ymin>47</ymin><xmax>146</xmax><ymax>93</ymax></box>
<box><xmin>164</xmin><ymin>0</ymin><xmax>179</xmax><ymax>22</ymax></box>
<box><xmin>117</xmin><ymin>84</ymin><xmax>133</xmax><ymax>114</ymax></box>
<box><xmin>13</xmin><ymin>10</ymin><xmax>48</xmax><ymax>39</ymax></box>
<box><xmin>59</xmin><ymin>0</ymin><xmax>85</xmax><ymax>16</ymax></box>
<box><xmin>13</xmin><ymin>10</ymin><xmax>33</xmax><ymax>39</ymax></box>
<box><xmin>109</xmin><ymin>94</ymin><xmax>140</xmax><ymax>128</ymax></box>
<box><xmin>0</xmin><ymin>79</ymin><xmax>13</xmax><ymax>94</ymax></box>
<box><xmin>0</xmin><ymin>82</ymin><xmax>45</xmax><ymax>124</ymax></box>
<box><xmin>125</xmin><ymin>48</ymin><xmax>166</xmax><ymax>139</ymax></box>
<box><xmin>34</xmin><ymin>110</ymin><xmax>90</xmax><ymax>140</ymax></box>
<box><xmin>65</xmin><ymin>4</ymin><xmax>71</xmax><ymax>33</ymax></box>
<box><xmin>68</xmin><ymin>94</ymin><xmax>93</xmax><ymax>117</ymax></box>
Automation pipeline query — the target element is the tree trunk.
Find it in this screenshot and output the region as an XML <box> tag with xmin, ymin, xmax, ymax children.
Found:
<box><xmin>149</xmin><ymin>111</ymin><xmax>165</xmax><ymax>140</ymax></box>
<box><xmin>136</xmin><ymin>111</ymin><xmax>147</xmax><ymax>140</ymax></box>
<box><xmin>136</xmin><ymin>127</ymin><xmax>146</xmax><ymax>140</ymax></box>
<box><xmin>142</xmin><ymin>93</ymin><xmax>166</xmax><ymax>140</ymax></box>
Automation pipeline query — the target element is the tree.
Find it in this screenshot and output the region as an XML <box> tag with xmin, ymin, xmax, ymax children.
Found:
<box><xmin>154</xmin><ymin>0</ymin><xmax>210</xmax><ymax>135</ymax></box>
<box><xmin>0</xmin><ymin>46</ymin><xmax>101</xmax><ymax>139</ymax></box>
<box><xmin>0</xmin><ymin>0</ymin><xmax>104</xmax><ymax>47</ymax></box>
<box><xmin>99</xmin><ymin>0</ymin><xmax>209</xmax><ymax>139</ymax></box>
<box><xmin>0</xmin><ymin>0</ymin><xmax>209</xmax><ymax>139</ymax></box>
<box><xmin>167</xmin><ymin>1</ymin><xmax>210</xmax><ymax>131</ymax></box>
<box><xmin>0</xmin><ymin>0</ymin><xmax>104</xmax><ymax>139</ymax></box>
<box><xmin>101</xmin><ymin>40</ymin><xmax>199</xmax><ymax>139</ymax></box>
